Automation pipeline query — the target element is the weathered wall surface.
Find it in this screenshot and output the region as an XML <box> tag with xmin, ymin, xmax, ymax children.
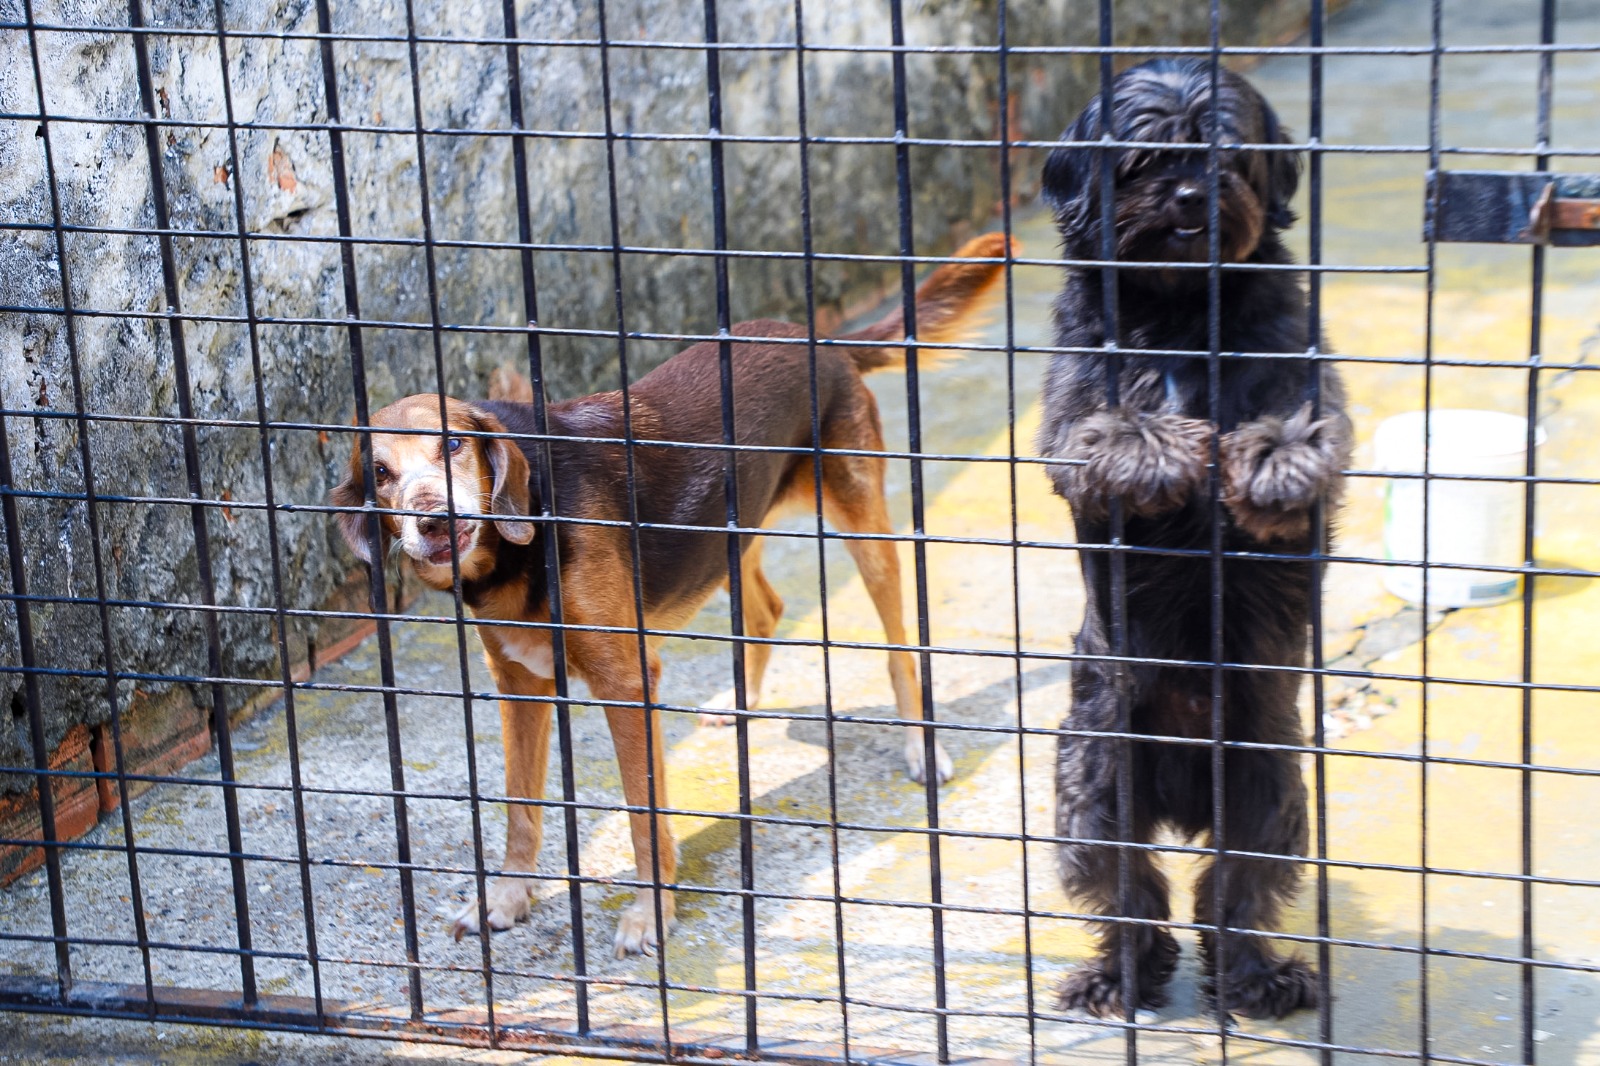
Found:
<box><xmin>0</xmin><ymin>0</ymin><xmax>1322</xmax><ymax>790</ymax></box>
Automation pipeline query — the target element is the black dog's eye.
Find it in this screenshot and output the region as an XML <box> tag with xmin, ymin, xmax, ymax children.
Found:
<box><xmin>447</xmin><ymin>436</ymin><xmax>463</xmax><ymax>454</ymax></box>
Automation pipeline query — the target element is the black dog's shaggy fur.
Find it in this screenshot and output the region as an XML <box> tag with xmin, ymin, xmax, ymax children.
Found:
<box><xmin>1036</xmin><ymin>59</ymin><xmax>1352</xmax><ymax>1021</ymax></box>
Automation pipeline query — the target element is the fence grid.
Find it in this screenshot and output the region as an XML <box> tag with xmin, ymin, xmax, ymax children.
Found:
<box><xmin>1</xmin><ymin>0</ymin><xmax>1594</xmax><ymax>1063</ymax></box>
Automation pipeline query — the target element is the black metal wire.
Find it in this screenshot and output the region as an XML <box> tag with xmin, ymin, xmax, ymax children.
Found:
<box><xmin>1420</xmin><ymin>2</ymin><xmax>1444</xmax><ymax>1059</ymax></box>
<box><xmin>787</xmin><ymin>4</ymin><xmax>855</xmax><ymax>1055</ymax></box>
<box><xmin>1086</xmin><ymin>4</ymin><xmax>1139</xmax><ymax>1061</ymax></box>
<box><xmin>499</xmin><ymin>0</ymin><xmax>592</xmax><ymax>1031</ymax></box>
<box><xmin>311</xmin><ymin>0</ymin><xmax>422</xmax><ymax>1019</ymax></box>
<box><xmin>993</xmin><ymin>4</ymin><xmax>1038</xmax><ymax>1063</ymax></box>
<box><xmin>1202</xmin><ymin>9</ymin><xmax>1230</xmax><ymax>1057</ymax></box>
<box><xmin>592</xmin><ymin>0</ymin><xmax>675</xmax><ymax>1047</ymax></box>
<box><xmin>209</xmin><ymin>0</ymin><xmax>325</xmax><ymax>1021</ymax></box>
<box><xmin>697</xmin><ymin>0</ymin><xmax>762</xmax><ymax>1047</ymax></box>
<box><xmin>16</xmin><ymin>0</ymin><xmax>149</xmax><ymax>1010</ymax></box>
<box><xmin>1305</xmin><ymin>3</ymin><xmax>1334</xmax><ymax>1060</ymax></box>
<box><xmin>1520</xmin><ymin>4</ymin><xmax>1560</xmax><ymax>1061</ymax></box>
<box><xmin>398</xmin><ymin>0</ymin><xmax>497</xmax><ymax>1031</ymax></box>
<box><xmin>884</xmin><ymin>2</ymin><xmax>951</xmax><ymax>1059</ymax></box>
<box><xmin>127</xmin><ymin>0</ymin><xmax>259</xmax><ymax>1005</ymax></box>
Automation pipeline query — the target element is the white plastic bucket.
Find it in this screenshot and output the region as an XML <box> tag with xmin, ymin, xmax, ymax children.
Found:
<box><xmin>1374</xmin><ymin>409</ymin><xmax>1545</xmax><ymax>609</ymax></box>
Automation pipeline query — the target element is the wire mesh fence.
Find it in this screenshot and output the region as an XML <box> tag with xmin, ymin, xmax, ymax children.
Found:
<box><xmin>2</xmin><ymin>0</ymin><xmax>1599</xmax><ymax>1062</ymax></box>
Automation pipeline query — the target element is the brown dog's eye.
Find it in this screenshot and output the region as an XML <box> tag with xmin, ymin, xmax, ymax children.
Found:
<box><xmin>374</xmin><ymin>462</ymin><xmax>390</xmax><ymax>482</ymax></box>
<box><xmin>447</xmin><ymin>436</ymin><xmax>462</xmax><ymax>454</ymax></box>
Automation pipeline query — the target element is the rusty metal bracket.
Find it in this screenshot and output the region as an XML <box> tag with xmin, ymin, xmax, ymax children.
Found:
<box><xmin>1426</xmin><ymin>170</ymin><xmax>1600</xmax><ymax>246</ymax></box>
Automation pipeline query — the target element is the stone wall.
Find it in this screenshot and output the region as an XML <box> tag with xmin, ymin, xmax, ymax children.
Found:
<box><xmin>0</xmin><ymin>0</ymin><xmax>1322</xmax><ymax>791</ymax></box>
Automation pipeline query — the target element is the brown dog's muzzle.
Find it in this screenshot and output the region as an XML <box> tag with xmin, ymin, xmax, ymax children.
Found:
<box><xmin>410</xmin><ymin>510</ymin><xmax>478</xmax><ymax>566</ymax></box>
<box><xmin>330</xmin><ymin>396</ymin><xmax>535</xmax><ymax>574</ymax></box>
<box><xmin>396</xmin><ymin>480</ymin><xmax>482</xmax><ymax>567</ymax></box>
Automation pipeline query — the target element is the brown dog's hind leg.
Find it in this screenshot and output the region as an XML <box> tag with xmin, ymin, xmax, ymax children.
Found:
<box><xmin>582</xmin><ymin>644</ymin><xmax>679</xmax><ymax>958</ymax></box>
<box><xmin>700</xmin><ymin>536</ymin><xmax>785</xmax><ymax>726</ymax></box>
<box><xmin>452</xmin><ymin>660</ymin><xmax>553</xmax><ymax>940</ymax></box>
<box><xmin>822</xmin><ymin>452</ymin><xmax>953</xmax><ymax>785</ymax></box>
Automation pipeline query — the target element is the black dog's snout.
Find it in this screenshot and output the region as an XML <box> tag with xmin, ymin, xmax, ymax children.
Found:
<box><xmin>1173</xmin><ymin>184</ymin><xmax>1204</xmax><ymax>209</ymax></box>
<box><xmin>416</xmin><ymin>512</ymin><xmax>453</xmax><ymax>537</ymax></box>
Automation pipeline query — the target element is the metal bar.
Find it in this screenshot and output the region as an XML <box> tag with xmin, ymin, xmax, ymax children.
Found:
<box><xmin>886</xmin><ymin>1</ymin><xmax>950</xmax><ymax>1057</ymax></box>
<box><xmin>311</xmin><ymin>0</ymin><xmax>421</xmax><ymax>1017</ymax></box>
<box><xmin>127</xmin><ymin>0</ymin><xmax>258</xmax><ymax>1004</ymax></box>
<box><xmin>208</xmin><ymin>0</ymin><xmax>325</xmax><ymax>1022</ymax></box>
<box><xmin>0</xmin><ymin>212</ymin><xmax>1545</xmax><ymax>262</ymax></box>
<box><xmin>1204</xmin><ymin>10</ymin><xmax>1229</xmax><ymax>1059</ymax></box>
<box><xmin>4</xmin><ymin>104</ymin><xmax>1600</xmax><ymax>160</ymax></box>
<box><xmin>498</xmin><ymin>0</ymin><xmax>591</xmax><ymax>1032</ymax></box>
<box><xmin>593</xmin><ymin>0</ymin><xmax>675</xmax><ymax>1043</ymax></box>
<box><xmin>788</xmin><ymin>1</ymin><xmax>854</xmax><ymax>1054</ymax></box>
<box><xmin>1420</xmin><ymin>0</ymin><xmax>1445</xmax><ymax>1059</ymax></box>
<box><xmin>0</xmin><ymin>971</ymin><xmax>1556</xmax><ymax>1066</ymax></box>
<box><xmin>1089</xmin><ymin>3</ymin><xmax>1137</xmax><ymax>1058</ymax></box>
<box><xmin>18</xmin><ymin>0</ymin><xmax>152</xmax><ymax>1009</ymax></box>
<box><xmin>9</xmin><ymin>18</ymin><xmax>1600</xmax><ymax>57</ymax></box>
<box><xmin>1520</xmin><ymin>2</ymin><xmax>1558</xmax><ymax>1060</ymax></box>
<box><xmin>1306</xmin><ymin>2</ymin><xmax>1334</xmax><ymax>1060</ymax></box>
<box><xmin>698</xmin><ymin>0</ymin><xmax>761</xmax><ymax>1047</ymax></box>
<box><xmin>399</xmin><ymin>0</ymin><xmax>487</xmax><ymax>1031</ymax></box>
<box><xmin>0</xmin><ymin>370</ymin><xmax>71</xmax><ymax>1002</ymax></box>
<box><xmin>992</xmin><ymin>4</ymin><xmax>1037</xmax><ymax>1063</ymax></box>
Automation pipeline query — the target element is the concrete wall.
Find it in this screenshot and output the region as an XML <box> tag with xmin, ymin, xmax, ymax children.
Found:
<box><xmin>0</xmin><ymin>0</ymin><xmax>1321</xmax><ymax>791</ymax></box>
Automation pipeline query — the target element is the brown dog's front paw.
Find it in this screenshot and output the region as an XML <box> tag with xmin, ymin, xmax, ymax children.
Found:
<box><xmin>450</xmin><ymin>876</ymin><xmax>532</xmax><ymax>941</ymax></box>
<box><xmin>614</xmin><ymin>890</ymin><xmax>676</xmax><ymax>958</ymax></box>
<box><xmin>1220</xmin><ymin>403</ymin><xmax>1350</xmax><ymax>542</ymax></box>
<box><xmin>1057</xmin><ymin>409</ymin><xmax>1213</xmax><ymax>519</ymax></box>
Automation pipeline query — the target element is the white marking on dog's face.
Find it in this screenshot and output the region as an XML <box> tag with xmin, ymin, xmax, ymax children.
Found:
<box><xmin>391</xmin><ymin>456</ymin><xmax>485</xmax><ymax>570</ymax></box>
<box><xmin>363</xmin><ymin>396</ymin><xmax>498</xmax><ymax>582</ymax></box>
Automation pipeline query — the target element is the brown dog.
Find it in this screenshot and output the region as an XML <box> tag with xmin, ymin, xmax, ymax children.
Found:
<box><xmin>330</xmin><ymin>234</ymin><xmax>1011</xmax><ymax>957</ymax></box>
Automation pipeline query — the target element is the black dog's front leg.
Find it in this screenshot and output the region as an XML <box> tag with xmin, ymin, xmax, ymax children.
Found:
<box><xmin>1220</xmin><ymin>403</ymin><xmax>1351</xmax><ymax>542</ymax></box>
<box><xmin>1052</xmin><ymin>409</ymin><xmax>1214</xmax><ymax>521</ymax></box>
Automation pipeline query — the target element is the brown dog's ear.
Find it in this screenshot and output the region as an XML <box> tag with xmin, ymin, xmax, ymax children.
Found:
<box><xmin>330</xmin><ymin>469</ymin><xmax>379</xmax><ymax>565</ymax></box>
<box><xmin>478</xmin><ymin>414</ymin><xmax>534</xmax><ymax>545</ymax></box>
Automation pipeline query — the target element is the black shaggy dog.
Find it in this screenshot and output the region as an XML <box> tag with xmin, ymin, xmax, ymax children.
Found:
<box><xmin>1036</xmin><ymin>59</ymin><xmax>1352</xmax><ymax>1020</ymax></box>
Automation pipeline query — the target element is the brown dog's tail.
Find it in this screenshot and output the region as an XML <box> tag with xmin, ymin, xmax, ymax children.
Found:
<box><xmin>488</xmin><ymin>364</ymin><xmax>535</xmax><ymax>404</ymax></box>
<box><xmin>842</xmin><ymin>232</ymin><xmax>1016</xmax><ymax>372</ymax></box>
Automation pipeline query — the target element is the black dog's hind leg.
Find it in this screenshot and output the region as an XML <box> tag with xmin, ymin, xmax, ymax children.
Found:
<box><xmin>1055</xmin><ymin>673</ymin><xmax>1179</xmax><ymax>1018</ymax></box>
<box><xmin>1193</xmin><ymin>743</ymin><xmax>1318</xmax><ymax>1019</ymax></box>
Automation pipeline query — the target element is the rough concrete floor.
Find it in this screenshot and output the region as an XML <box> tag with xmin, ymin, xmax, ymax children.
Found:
<box><xmin>6</xmin><ymin>1</ymin><xmax>1600</xmax><ymax>1063</ymax></box>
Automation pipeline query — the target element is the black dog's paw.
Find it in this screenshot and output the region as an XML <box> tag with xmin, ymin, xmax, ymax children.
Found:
<box><xmin>1202</xmin><ymin>955</ymin><xmax>1319</xmax><ymax>1020</ymax></box>
<box><xmin>1220</xmin><ymin>403</ymin><xmax>1350</xmax><ymax>542</ymax></box>
<box><xmin>1055</xmin><ymin>409</ymin><xmax>1213</xmax><ymax>520</ymax></box>
<box><xmin>1056</xmin><ymin>932</ymin><xmax>1179</xmax><ymax>1019</ymax></box>
<box><xmin>1057</xmin><ymin>963</ymin><xmax>1167</xmax><ymax>1020</ymax></box>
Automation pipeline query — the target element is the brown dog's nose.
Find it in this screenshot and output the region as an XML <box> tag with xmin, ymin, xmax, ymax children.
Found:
<box><xmin>416</xmin><ymin>512</ymin><xmax>451</xmax><ymax>537</ymax></box>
